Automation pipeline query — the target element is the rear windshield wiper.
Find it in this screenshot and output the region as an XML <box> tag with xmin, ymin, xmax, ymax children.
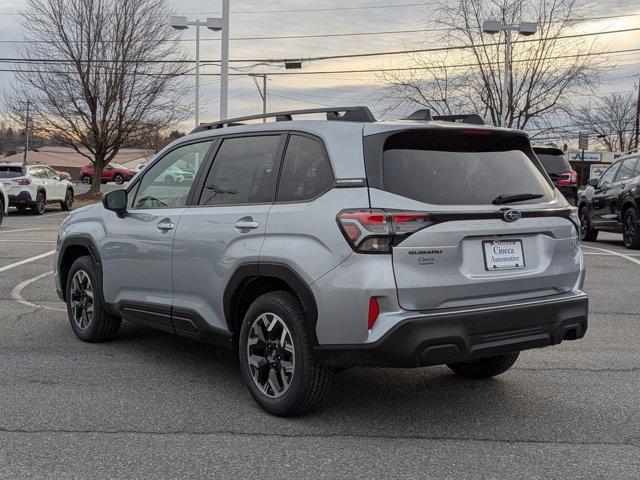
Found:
<box><xmin>492</xmin><ymin>193</ymin><xmax>544</xmax><ymax>205</ymax></box>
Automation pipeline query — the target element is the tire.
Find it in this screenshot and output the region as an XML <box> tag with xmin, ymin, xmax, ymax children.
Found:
<box><xmin>163</xmin><ymin>175</ymin><xmax>175</xmax><ymax>186</ymax></box>
<box><xmin>31</xmin><ymin>191</ymin><xmax>45</xmax><ymax>215</ymax></box>
<box><xmin>114</xmin><ymin>174</ymin><xmax>124</xmax><ymax>185</ymax></box>
<box><xmin>60</xmin><ymin>189</ymin><xmax>74</xmax><ymax>211</ymax></box>
<box><xmin>579</xmin><ymin>205</ymin><xmax>598</xmax><ymax>242</ymax></box>
<box><xmin>65</xmin><ymin>256</ymin><xmax>121</xmax><ymax>342</ymax></box>
<box><xmin>81</xmin><ymin>175</ymin><xmax>92</xmax><ymax>185</ymax></box>
<box><xmin>238</xmin><ymin>291</ymin><xmax>333</xmax><ymax>417</ymax></box>
<box><xmin>448</xmin><ymin>352</ymin><xmax>520</xmax><ymax>379</ymax></box>
<box><xmin>0</xmin><ymin>198</ymin><xmax>4</xmax><ymax>226</ymax></box>
<box><xmin>623</xmin><ymin>208</ymin><xmax>640</xmax><ymax>250</ymax></box>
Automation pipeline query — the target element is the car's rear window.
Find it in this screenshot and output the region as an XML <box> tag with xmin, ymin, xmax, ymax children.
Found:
<box><xmin>0</xmin><ymin>166</ymin><xmax>24</xmax><ymax>178</ymax></box>
<box><xmin>376</xmin><ymin>130</ymin><xmax>554</xmax><ymax>205</ymax></box>
<box><xmin>536</xmin><ymin>152</ymin><xmax>571</xmax><ymax>175</ymax></box>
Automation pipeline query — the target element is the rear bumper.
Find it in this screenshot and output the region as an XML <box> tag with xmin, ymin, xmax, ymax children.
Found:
<box><xmin>315</xmin><ymin>292</ymin><xmax>588</xmax><ymax>368</ymax></box>
<box><xmin>8</xmin><ymin>191</ymin><xmax>33</xmax><ymax>206</ymax></box>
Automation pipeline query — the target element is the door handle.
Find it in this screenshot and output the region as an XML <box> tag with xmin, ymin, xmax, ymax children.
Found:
<box><xmin>235</xmin><ymin>219</ymin><xmax>259</xmax><ymax>230</ymax></box>
<box><xmin>156</xmin><ymin>218</ymin><xmax>175</xmax><ymax>232</ymax></box>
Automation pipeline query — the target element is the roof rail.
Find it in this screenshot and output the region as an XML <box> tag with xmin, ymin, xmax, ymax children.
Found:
<box><xmin>191</xmin><ymin>106</ymin><xmax>376</xmax><ymax>133</ymax></box>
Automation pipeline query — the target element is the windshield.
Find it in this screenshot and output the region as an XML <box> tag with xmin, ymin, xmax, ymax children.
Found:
<box><xmin>536</xmin><ymin>153</ymin><xmax>571</xmax><ymax>175</ymax></box>
<box><xmin>0</xmin><ymin>166</ymin><xmax>24</xmax><ymax>178</ymax></box>
<box><xmin>379</xmin><ymin>131</ymin><xmax>554</xmax><ymax>205</ymax></box>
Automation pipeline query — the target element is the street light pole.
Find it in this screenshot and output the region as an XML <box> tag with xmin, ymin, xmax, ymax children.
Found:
<box><xmin>23</xmin><ymin>99</ymin><xmax>30</xmax><ymax>167</ymax></box>
<box><xmin>195</xmin><ymin>22</ymin><xmax>200</xmax><ymax>127</ymax></box>
<box><xmin>220</xmin><ymin>0</ymin><xmax>230</xmax><ymax>121</ymax></box>
<box><xmin>482</xmin><ymin>20</ymin><xmax>537</xmax><ymax>128</ymax></box>
<box><xmin>170</xmin><ymin>15</ymin><xmax>223</xmax><ymax>128</ymax></box>
<box><xmin>502</xmin><ymin>29</ymin><xmax>511</xmax><ymax>129</ymax></box>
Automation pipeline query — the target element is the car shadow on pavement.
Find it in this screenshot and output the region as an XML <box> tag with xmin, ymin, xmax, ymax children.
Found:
<box><xmin>106</xmin><ymin>322</ymin><xmax>550</xmax><ymax>438</ymax></box>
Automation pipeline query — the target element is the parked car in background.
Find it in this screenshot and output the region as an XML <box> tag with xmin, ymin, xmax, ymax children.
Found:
<box><xmin>578</xmin><ymin>153</ymin><xmax>640</xmax><ymax>249</ymax></box>
<box><xmin>0</xmin><ymin>181</ymin><xmax>7</xmax><ymax>226</ymax></box>
<box><xmin>533</xmin><ymin>145</ymin><xmax>578</xmax><ymax>203</ymax></box>
<box><xmin>55</xmin><ymin>106</ymin><xmax>587</xmax><ymax>417</ymax></box>
<box><xmin>56</xmin><ymin>170</ymin><xmax>73</xmax><ymax>181</ymax></box>
<box><xmin>0</xmin><ymin>163</ymin><xmax>74</xmax><ymax>215</ymax></box>
<box><xmin>79</xmin><ymin>163</ymin><xmax>137</xmax><ymax>185</ymax></box>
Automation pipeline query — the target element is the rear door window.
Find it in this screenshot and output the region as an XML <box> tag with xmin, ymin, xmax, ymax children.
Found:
<box><xmin>277</xmin><ymin>135</ymin><xmax>333</xmax><ymax>202</ymax></box>
<box><xmin>0</xmin><ymin>166</ymin><xmax>24</xmax><ymax>178</ymax></box>
<box><xmin>615</xmin><ymin>157</ymin><xmax>639</xmax><ymax>182</ymax></box>
<box><xmin>199</xmin><ymin>135</ymin><xmax>282</xmax><ymax>206</ymax></box>
<box><xmin>378</xmin><ymin>131</ymin><xmax>554</xmax><ymax>205</ymax></box>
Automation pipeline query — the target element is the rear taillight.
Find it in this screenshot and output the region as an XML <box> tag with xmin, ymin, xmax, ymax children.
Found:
<box><xmin>368</xmin><ymin>297</ymin><xmax>379</xmax><ymax>330</ymax></box>
<box><xmin>556</xmin><ymin>170</ymin><xmax>577</xmax><ymax>186</ymax></box>
<box><xmin>12</xmin><ymin>178</ymin><xmax>31</xmax><ymax>185</ymax></box>
<box><xmin>337</xmin><ymin>209</ymin><xmax>434</xmax><ymax>253</ymax></box>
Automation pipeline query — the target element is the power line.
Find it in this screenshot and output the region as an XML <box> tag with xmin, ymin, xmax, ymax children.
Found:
<box><xmin>3</xmin><ymin>26</ymin><xmax>638</xmax><ymax>67</ymax></box>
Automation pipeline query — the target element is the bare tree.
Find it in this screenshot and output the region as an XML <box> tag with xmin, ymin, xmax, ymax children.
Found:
<box><xmin>5</xmin><ymin>0</ymin><xmax>191</xmax><ymax>194</ymax></box>
<box><xmin>573</xmin><ymin>92</ymin><xmax>637</xmax><ymax>152</ymax></box>
<box><xmin>379</xmin><ymin>0</ymin><xmax>603</xmax><ymax>129</ymax></box>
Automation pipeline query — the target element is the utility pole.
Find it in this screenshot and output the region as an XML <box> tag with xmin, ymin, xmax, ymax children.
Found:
<box><xmin>23</xmin><ymin>100</ymin><xmax>30</xmax><ymax>167</ymax></box>
<box><xmin>220</xmin><ymin>0</ymin><xmax>230</xmax><ymax>121</ymax></box>
<box><xmin>634</xmin><ymin>75</ymin><xmax>639</xmax><ymax>150</ymax></box>
<box><xmin>251</xmin><ymin>74</ymin><xmax>268</xmax><ymax>122</ymax></box>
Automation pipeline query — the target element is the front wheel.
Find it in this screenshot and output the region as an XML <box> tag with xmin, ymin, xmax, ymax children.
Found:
<box><xmin>114</xmin><ymin>174</ymin><xmax>124</xmax><ymax>185</ymax></box>
<box><xmin>81</xmin><ymin>175</ymin><xmax>92</xmax><ymax>185</ymax></box>
<box><xmin>60</xmin><ymin>189</ymin><xmax>74</xmax><ymax>211</ymax></box>
<box><xmin>623</xmin><ymin>208</ymin><xmax>640</xmax><ymax>249</ymax></box>
<box><xmin>448</xmin><ymin>352</ymin><xmax>520</xmax><ymax>379</ymax></box>
<box><xmin>66</xmin><ymin>256</ymin><xmax>121</xmax><ymax>342</ymax></box>
<box><xmin>0</xmin><ymin>198</ymin><xmax>4</xmax><ymax>226</ymax></box>
<box><xmin>579</xmin><ymin>206</ymin><xmax>598</xmax><ymax>242</ymax></box>
<box><xmin>239</xmin><ymin>291</ymin><xmax>333</xmax><ymax>417</ymax></box>
<box><xmin>31</xmin><ymin>192</ymin><xmax>45</xmax><ymax>215</ymax></box>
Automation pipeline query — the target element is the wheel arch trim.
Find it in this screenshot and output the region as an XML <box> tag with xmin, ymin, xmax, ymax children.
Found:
<box><xmin>58</xmin><ymin>235</ymin><xmax>103</xmax><ymax>298</ymax></box>
<box><xmin>223</xmin><ymin>262</ymin><xmax>319</xmax><ymax>344</ymax></box>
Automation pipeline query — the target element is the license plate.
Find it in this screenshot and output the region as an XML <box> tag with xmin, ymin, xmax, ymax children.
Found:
<box><xmin>483</xmin><ymin>240</ymin><xmax>525</xmax><ymax>271</ymax></box>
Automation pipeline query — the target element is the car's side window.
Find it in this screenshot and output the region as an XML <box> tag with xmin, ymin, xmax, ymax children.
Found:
<box><xmin>614</xmin><ymin>158</ymin><xmax>638</xmax><ymax>183</ymax></box>
<box><xmin>44</xmin><ymin>167</ymin><xmax>59</xmax><ymax>179</ymax></box>
<box><xmin>132</xmin><ymin>141</ymin><xmax>213</xmax><ymax>209</ymax></box>
<box><xmin>631</xmin><ymin>157</ymin><xmax>640</xmax><ymax>178</ymax></box>
<box><xmin>198</xmin><ymin>135</ymin><xmax>282</xmax><ymax>206</ymax></box>
<box><xmin>598</xmin><ymin>163</ymin><xmax>619</xmax><ymax>187</ymax></box>
<box><xmin>29</xmin><ymin>166</ymin><xmax>46</xmax><ymax>178</ymax></box>
<box><xmin>277</xmin><ymin>135</ymin><xmax>333</xmax><ymax>203</ymax></box>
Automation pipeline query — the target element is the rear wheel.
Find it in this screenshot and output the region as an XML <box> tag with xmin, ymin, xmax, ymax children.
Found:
<box><xmin>114</xmin><ymin>174</ymin><xmax>124</xmax><ymax>185</ymax></box>
<box><xmin>31</xmin><ymin>191</ymin><xmax>45</xmax><ymax>215</ymax></box>
<box><xmin>81</xmin><ymin>175</ymin><xmax>92</xmax><ymax>185</ymax></box>
<box><xmin>448</xmin><ymin>352</ymin><xmax>519</xmax><ymax>379</ymax></box>
<box><xmin>239</xmin><ymin>291</ymin><xmax>333</xmax><ymax>417</ymax></box>
<box><xmin>579</xmin><ymin>205</ymin><xmax>598</xmax><ymax>242</ymax></box>
<box><xmin>66</xmin><ymin>256</ymin><xmax>121</xmax><ymax>342</ymax></box>
<box><xmin>163</xmin><ymin>175</ymin><xmax>175</xmax><ymax>186</ymax></box>
<box><xmin>623</xmin><ymin>208</ymin><xmax>640</xmax><ymax>249</ymax></box>
<box><xmin>60</xmin><ymin>189</ymin><xmax>74</xmax><ymax>211</ymax></box>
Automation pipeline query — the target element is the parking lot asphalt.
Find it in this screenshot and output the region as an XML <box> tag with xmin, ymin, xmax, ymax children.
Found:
<box><xmin>0</xmin><ymin>207</ymin><xmax>639</xmax><ymax>479</ymax></box>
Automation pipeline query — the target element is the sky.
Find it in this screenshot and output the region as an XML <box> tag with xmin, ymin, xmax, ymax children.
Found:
<box><xmin>0</xmin><ymin>0</ymin><xmax>638</xmax><ymax>134</ymax></box>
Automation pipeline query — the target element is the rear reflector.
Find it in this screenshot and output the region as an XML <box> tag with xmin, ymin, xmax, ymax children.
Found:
<box><xmin>337</xmin><ymin>209</ymin><xmax>434</xmax><ymax>253</ymax></box>
<box><xmin>368</xmin><ymin>297</ymin><xmax>379</xmax><ymax>330</ymax></box>
<box><xmin>13</xmin><ymin>178</ymin><xmax>31</xmax><ymax>185</ymax></box>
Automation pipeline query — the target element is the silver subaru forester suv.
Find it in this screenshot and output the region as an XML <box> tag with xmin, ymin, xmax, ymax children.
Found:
<box><xmin>55</xmin><ymin>107</ymin><xmax>588</xmax><ymax>417</ymax></box>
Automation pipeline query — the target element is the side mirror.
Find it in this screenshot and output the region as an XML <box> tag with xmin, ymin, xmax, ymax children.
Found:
<box><xmin>587</xmin><ymin>178</ymin><xmax>600</xmax><ymax>188</ymax></box>
<box><xmin>102</xmin><ymin>189</ymin><xmax>127</xmax><ymax>217</ymax></box>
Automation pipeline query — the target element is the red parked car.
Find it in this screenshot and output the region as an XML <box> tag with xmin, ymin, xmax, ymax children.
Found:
<box><xmin>79</xmin><ymin>163</ymin><xmax>137</xmax><ymax>185</ymax></box>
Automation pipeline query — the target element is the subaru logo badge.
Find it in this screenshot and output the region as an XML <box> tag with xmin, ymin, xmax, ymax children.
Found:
<box><xmin>503</xmin><ymin>209</ymin><xmax>521</xmax><ymax>222</ymax></box>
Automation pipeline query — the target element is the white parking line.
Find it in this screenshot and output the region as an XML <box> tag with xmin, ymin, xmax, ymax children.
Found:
<box><xmin>10</xmin><ymin>270</ymin><xmax>66</xmax><ymax>312</ymax></box>
<box><xmin>0</xmin><ymin>228</ymin><xmax>44</xmax><ymax>234</ymax></box>
<box><xmin>0</xmin><ymin>250</ymin><xmax>56</xmax><ymax>273</ymax></box>
<box><xmin>582</xmin><ymin>245</ymin><xmax>640</xmax><ymax>267</ymax></box>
